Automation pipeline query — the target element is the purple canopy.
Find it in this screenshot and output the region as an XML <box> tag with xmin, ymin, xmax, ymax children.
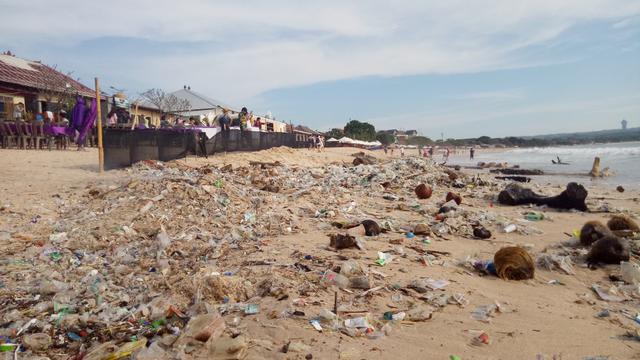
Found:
<box><xmin>71</xmin><ymin>96</ymin><xmax>85</xmax><ymax>131</ymax></box>
<box><xmin>76</xmin><ymin>98</ymin><xmax>97</xmax><ymax>145</ymax></box>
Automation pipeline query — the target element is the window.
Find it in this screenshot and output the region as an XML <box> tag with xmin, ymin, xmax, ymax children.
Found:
<box><xmin>0</xmin><ymin>96</ymin><xmax>13</xmax><ymax>120</ymax></box>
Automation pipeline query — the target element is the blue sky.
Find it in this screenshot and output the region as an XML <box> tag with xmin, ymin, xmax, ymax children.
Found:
<box><xmin>1</xmin><ymin>0</ymin><xmax>639</xmax><ymax>138</ymax></box>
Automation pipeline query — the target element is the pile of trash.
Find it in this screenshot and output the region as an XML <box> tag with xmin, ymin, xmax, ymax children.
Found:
<box><xmin>0</xmin><ymin>155</ymin><xmax>637</xmax><ymax>359</ymax></box>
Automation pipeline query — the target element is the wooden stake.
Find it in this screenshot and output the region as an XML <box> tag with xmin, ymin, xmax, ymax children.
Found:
<box><xmin>589</xmin><ymin>156</ymin><xmax>600</xmax><ymax>178</ymax></box>
<box><xmin>95</xmin><ymin>78</ymin><xmax>104</xmax><ymax>173</ymax></box>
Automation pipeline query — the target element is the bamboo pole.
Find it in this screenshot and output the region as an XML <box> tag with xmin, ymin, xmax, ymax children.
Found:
<box><xmin>95</xmin><ymin>78</ymin><xmax>104</xmax><ymax>173</ymax></box>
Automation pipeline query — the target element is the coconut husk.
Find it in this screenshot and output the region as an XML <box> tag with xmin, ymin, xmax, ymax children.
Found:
<box><xmin>415</xmin><ymin>184</ymin><xmax>432</xmax><ymax>199</ymax></box>
<box><xmin>413</xmin><ymin>223</ymin><xmax>431</xmax><ymax>235</ymax></box>
<box><xmin>494</xmin><ymin>246</ymin><xmax>535</xmax><ymax>280</ymax></box>
<box><xmin>445</xmin><ymin>192</ymin><xmax>462</xmax><ymax>205</ymax></box>
<box><xmin>607</xmin><ymin>215</ymin><xmax>640</xmax><ymax>232</ymax></box>
<box><xmin>473</xmin><ymin>226</ymin><xmax>491</xmax><ymax>239</ymax></box>
<box><xmin>580</xmin><ymin>220</ymin><xmax>612</xmax><ymax>246</ymax></box>
<box><xmin>329</xmin><ymin>234</ymin><xmax>363</xmax><ymax>250</ymax></box>
<box><xmin>361</xmin><ymin>220</ymin><xmax>382</xmax><ymax>236</ymax></box>
<box><xmin>587</xmin><ymin>235</ymin><xmax>630</xmax><ymax>265</ymax></box>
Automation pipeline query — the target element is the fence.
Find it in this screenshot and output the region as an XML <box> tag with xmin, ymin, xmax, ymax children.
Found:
<box><xmin>103</xmin><ymin>128</ymin><xmax>299</xmax><ymax>169</ymax></box>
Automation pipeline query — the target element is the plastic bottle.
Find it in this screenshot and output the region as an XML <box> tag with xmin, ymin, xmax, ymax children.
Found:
<box><xmin>135</xmin><ymin>342</ymin><xmax>167</xmax><ymax>360</ymax></box>
<box><xmin>503</xmin><ymin>224</ymin><xmax>517</xmax><ymax>233</ymax></box>
<box><xmin>340</xmin><ymin>259</ymin><xmax>364</xmax><ymax>277</ymax></box>
<box><xmin>321</xmin><ymin>270</ymin><xmax>349</xmax><ymax>289</ymax></box>
<box><xmin>525</xmin><ymin>212</ymin><xmax>544</xmax><ymax>221</ymax></box>
<box><xmin>349</xmin><ymin>276</ymin><xmax>372</xmax><ymax>289</ymax></box>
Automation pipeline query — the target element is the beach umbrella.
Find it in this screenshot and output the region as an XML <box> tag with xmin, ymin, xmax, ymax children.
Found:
<box><xmin>71</xmin><ymin>96</ymin><xmax>85</xmax><ymax>131</ymax></box>
<box><xmin>76</xmin><ymin>99</ymin><xmax>97</xmax><ymax>145</ymax></box>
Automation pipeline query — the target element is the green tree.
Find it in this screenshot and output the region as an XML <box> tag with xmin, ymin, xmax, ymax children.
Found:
<box><xmin>477</xmin><ymin>136</ymin><xmax>492</xmax><ymax>144</ymax></box>
<box><xmin>407</xmin><ymin>136</ymin><xmax>433</xmax><ymax>146</ymax></box>
<box><xmin>325</xmin><ymin>128</ymin><xmax>344</xmax><ymax>139</ymax></box>
<box><xmin>376</xmin><ymin>132</ymin><xmax>396</xmax><ymax>145</ymax></box>
<box><xmin>344</xmin><ymin>120</ymin><xmax>376</xmax><ymax>141</ymax></box>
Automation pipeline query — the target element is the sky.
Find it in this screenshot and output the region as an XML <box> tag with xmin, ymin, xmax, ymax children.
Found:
<box><xmin>0</xmin><ymin>0</ymin><xmax>639</xmax><ymax>138</ymax></box>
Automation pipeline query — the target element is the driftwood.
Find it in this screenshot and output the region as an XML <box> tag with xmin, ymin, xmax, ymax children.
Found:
<box><xmin>495</xmin><ymin>176</ymin><xmax>531</xmax><ymax>183</ymax></box>
<box><xmin>498</xmin><ymin>182</ymin><xmax>588</xmax><ymax>211</ymax></box>
<box><xmin>249</xmin><ymin>160</ymin><xmax>282</xmax><ymax>168</ymax></box>
<box><xmin>490</xmin><ymin>168</ymin><xmax>544</xmax><ymax>176</ymax></box>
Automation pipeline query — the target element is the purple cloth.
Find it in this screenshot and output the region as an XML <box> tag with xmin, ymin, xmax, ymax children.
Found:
<box><xmin>76</xmin><ymin>98</ymin><xmax>97</xmax><ymax>145</ymax></box>
<box><xmin>44</xmin><ymin>125</ymin><xmax>75</xmax><ymax>137</ymax></box>
<box><xmin>71</xmin><ymin>96</ymin><xmax>85</xmax><ymax>131</ymax></box>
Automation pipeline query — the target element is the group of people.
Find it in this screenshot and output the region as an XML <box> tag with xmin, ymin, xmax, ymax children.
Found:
<box><xmin>214</xmin><ymin>107</ymin><xmax>263</xmax><ymax>131</ymax></box>
<box><xmin>104</xmin><ymin>105</ymin><xmax>270</xmax><ymax>132</ymax></box>
<box><xmin>382</xmin><ymin>145</ymin><xmax>477</xmax><ymax>162</ymax></box>
<box><xmin>10</xmin><ymin>102</ymin><xmax>71</xmax><ymax>127</ymax></box>
<box><xmin>307</xmin><ymin>135</ymin><xmax>325</xmax><ymax>151</ymax></box>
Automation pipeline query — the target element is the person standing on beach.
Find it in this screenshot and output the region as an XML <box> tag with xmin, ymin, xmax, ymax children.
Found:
<box><xmin>238</xmin><ymin>107</ymin><xmax>249</xmax><ymax>130</ymax></box>
<box><xmin>217</xmin><ymin>109</ymin><xmax>230</xmax><ymax>131</ymax></box>
<box><xmin>470</xmin><ymin>147</ymin><xmax>475</xmax><ymax>159</ymax></box>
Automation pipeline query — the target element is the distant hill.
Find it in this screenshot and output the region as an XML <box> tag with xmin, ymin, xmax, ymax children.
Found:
<box><xmin>522</xmin><ymin>127</ymin><xmax>640</xmax><ymax>141</ymax></box>
<box><xmin>442</xmin><ymin>126</ymin><xmax>640</xmax><ymax>147</ymax></box>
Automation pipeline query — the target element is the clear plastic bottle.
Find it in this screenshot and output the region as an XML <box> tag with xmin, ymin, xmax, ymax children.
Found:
<box><xmin>321</xmin><ymin>270</ymin><xmax>349</xmax><ymax>289</ymax></box>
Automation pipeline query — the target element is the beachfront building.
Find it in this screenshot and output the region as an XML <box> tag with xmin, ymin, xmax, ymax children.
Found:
<box><xmin>384</xmin><ymin>129</ymin><xmax>417</xmax><ymax>140</ymax></box>
<box><xmin>293</xmin><ymin>125</ymin><xmax>324</xmax><ymax>145</ymax></box>
<box><xmin>0</xmin><ymin>52</ymin><xmax>95</xmax><ymax>121</ymax></box>
<box><xmin>169</xmin><ymin>86</ymin><xmax>234</xmax><ymax>124</ymax></box>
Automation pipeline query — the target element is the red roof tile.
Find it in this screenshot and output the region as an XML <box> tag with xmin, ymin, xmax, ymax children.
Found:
<box><xmin>0</xmin><ymin>54</ymin><xmax>94</xmax><ymax>97</ymax></box>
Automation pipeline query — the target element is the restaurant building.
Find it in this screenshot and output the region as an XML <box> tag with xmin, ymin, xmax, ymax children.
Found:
<box><xmin>0</xmin><ymin>52</ymin><xmax>95</xmax><ymax>121</ymax></box>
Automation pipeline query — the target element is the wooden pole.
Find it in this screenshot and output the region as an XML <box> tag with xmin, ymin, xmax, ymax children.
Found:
<box><xmin>95</xmin><ymin>78</ymin><xmax>104</xmax><ymax>173</ymax></box>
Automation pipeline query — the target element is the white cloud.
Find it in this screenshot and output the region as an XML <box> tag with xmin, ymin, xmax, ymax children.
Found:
<box><xmin>1</xmin><ymin>0</ymin><xmax>639</xmax><ymax>102</ymax></box>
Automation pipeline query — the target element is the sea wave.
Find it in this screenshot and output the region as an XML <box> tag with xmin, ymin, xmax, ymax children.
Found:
<box><xmin>508</xmin><ymin>146</ymin><xmax>640</xmax><ymax>156</ymax></box>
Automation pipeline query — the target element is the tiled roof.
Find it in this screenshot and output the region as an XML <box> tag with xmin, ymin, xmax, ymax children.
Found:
<box><xmin>0</xmin><ymin>54</ymin><xmax>94</xmax><ymax>97</ymax></box>
<box><xmin>294</xmin><ymin>125</ymin><xmax>323</xmax><ymax>135</ymax></box>
<box><xmin>170</xmin><ymin>88</ymin><xmax>234</xmax><ymax>111</ymax></box>
<box><xmin>138</xmin><ymin>87</ymin><xmax>236</xmax><ymax>114</ymax></box>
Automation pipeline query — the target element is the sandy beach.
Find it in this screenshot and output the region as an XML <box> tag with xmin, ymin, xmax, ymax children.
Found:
<box><xmin>1</xmin><ymin>147</ymin><xmax>639</xmax><ymax>360</ymax></box>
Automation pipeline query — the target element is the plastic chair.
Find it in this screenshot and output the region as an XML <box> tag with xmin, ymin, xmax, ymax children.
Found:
<box><xmin>31</xmin><ymin>122</ymin><xmax>49</xmax><ymax>150</ymax></box>
<box><xmin>21</xmin><ymin>121</ymin><xmax>33</xmax><ymax>149</ymax></box>
<box><xmin>0</xmin><ymin>122</ymin><xmax>16</xmax><ymax>148</ymax></box>
<box><xmin>14</xmin><ymin>121</ymin><xmax>31</xmax><ymax>149</ymax></box>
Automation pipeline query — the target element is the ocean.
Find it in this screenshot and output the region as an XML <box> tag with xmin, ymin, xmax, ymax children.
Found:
<box><xmin>449</xmin><ymin>141</ymin><xmax>640</xmax><ymax>187</ymax></box>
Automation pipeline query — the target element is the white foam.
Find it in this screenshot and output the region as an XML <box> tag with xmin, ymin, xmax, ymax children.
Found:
<box><xmin>508</xmin><ymin>145</ymin><xmax>640</xmax><ymax>157</ymax></box>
